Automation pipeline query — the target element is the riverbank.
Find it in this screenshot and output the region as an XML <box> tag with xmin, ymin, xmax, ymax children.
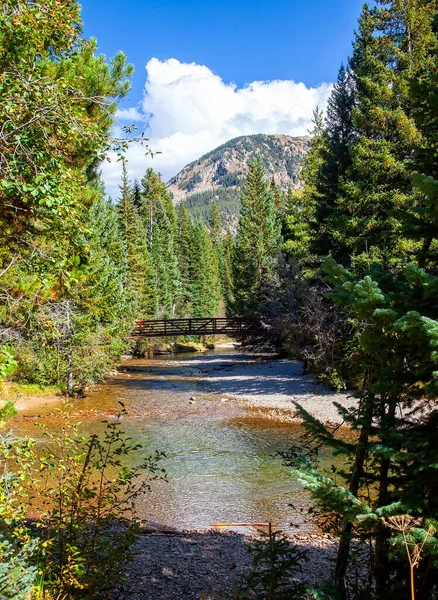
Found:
<box><xmin>113</xmin><ymin>528</ymin><xmax>338</xmax><ymax>600</ymax></box>
<box><xmin>176</xmin><ymin>352</ymin><xmax>357</xmax><ymax>425</ymax></box>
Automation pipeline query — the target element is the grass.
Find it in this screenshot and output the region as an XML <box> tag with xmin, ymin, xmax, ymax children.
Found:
<box><xmin>0</xmin><ymin>381</ymin><xmax>60</xmax><ymax>402</ymax></box>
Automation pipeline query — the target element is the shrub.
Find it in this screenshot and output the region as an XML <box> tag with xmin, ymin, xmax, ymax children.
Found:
<box><xmin>30</xmin><ymin>404</ymin><xmax>166</xmax><ymax>599</ymax></box>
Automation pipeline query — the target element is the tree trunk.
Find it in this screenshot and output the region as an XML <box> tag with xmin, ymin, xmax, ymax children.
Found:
<box><xmin>375</xmin><ymin>398</ymin><xmax>397</xmax><ymax>599</ymax></box>
<box><xmin>335</xmin><ymin>392</ymin><xmax>373</xmax><ymax>598</ymax></box>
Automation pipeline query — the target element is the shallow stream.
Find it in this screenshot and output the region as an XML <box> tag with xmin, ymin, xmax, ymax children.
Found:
<box><xmin>12</xmin><ymin>350</ymin><xmax>340</xmax><ymax>533</ymax></box>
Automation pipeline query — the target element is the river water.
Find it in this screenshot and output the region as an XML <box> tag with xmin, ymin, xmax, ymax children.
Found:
<box><xmin>12</xmin><ymin>350</ymin><xmax>338</xmax><ymax>533</ymax></box>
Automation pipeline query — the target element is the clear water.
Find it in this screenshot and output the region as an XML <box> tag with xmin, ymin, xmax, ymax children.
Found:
<box><xmin>11</xmin><ymin>350</ymin><xmax>340</xmax><ymax>533</ymax></box>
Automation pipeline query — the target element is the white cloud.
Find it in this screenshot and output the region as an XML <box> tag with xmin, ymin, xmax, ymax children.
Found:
<box><xmin>102</xmin><ymin>58</ymin><xmax>333</xmax><ymax>197</ymax></box>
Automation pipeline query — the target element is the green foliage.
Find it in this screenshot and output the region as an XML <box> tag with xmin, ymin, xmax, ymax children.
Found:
<box><xmin>287</xmin><ymin>258</ymin><xmax>438</xmax><ymax>598</ymax></box>
<box><xmin>236</xmin><ymin>523</ymin><xmax>308</xmax><ymax>600</ymax></box>
<box><xmin>0</xmin><ymin>409</ymin><xmax>38</xmax><ymax>598</ymax></box>
<box><xmin>118</xmin><ymin>162</ymin><xmax>157</xmax><ymax>318</ymax></box>
<box><xmin>183</xmin><ymin>187</ymin><xmax>241</xmax><ymax>225</ymax></box>
<box><xmin>30</xmin><ymin>406</ymin><xmax>166</xmax><ymax>598</ymax></box>
<box><xmin>233</xmin><ymin>157</ymin><xmax>282</xmax><ymax>316</ymax></box>
<box><xmin>0</xmin><ymin>401</ymin><xmax>166</xmax><ymax>600</ymax></box>
<box><xmin>0</xmin><ymin>0</ymin><xmax>133</xmax><ymax>255</ymax></box>
<box><xmin>139</xmin><ymin>169</ymin><xmax>180</xmax><ymax>317</ymax></box>
<box><xmin>0</xmin><ymin>346</ymin><xmax>17</xmax><ymax>380</ymax></box>
<box><xmin>0</xmin><ymin>0</ymin><xmax>140</xmax><ymax>391</ymax></box>
<box><xmin>188</xmin><ymin>219</ymin><xmax>222</xmax><ymax>317</ymax></box>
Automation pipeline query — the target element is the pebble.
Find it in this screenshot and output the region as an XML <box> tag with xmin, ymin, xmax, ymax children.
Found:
<box><xmin>110</xmin><ymin>529</ymin><xmax>370</xmax><ymax>600</ymax></box>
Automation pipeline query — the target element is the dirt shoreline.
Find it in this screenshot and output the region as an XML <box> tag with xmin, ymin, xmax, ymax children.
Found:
<box><xmin>114</xmin><ymin>528</ymin><xmax>338</xmax><ymax>600</ymax></box>
<box><xmin>183</xmin><ymin>351</ymin><xmax>357</xmax><ymax>425</ymax></box>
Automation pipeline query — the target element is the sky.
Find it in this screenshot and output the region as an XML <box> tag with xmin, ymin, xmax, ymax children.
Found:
<box><xmin>80</xmin><ymin>0</ymin><xmax>366</xmax><ymax>195</ymax></box>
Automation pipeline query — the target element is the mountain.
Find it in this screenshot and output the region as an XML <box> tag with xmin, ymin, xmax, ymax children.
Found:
<box><xmin>166</xmin><ymin>134</ymin><xmax>310</xmax><ymax>226</ymax></box>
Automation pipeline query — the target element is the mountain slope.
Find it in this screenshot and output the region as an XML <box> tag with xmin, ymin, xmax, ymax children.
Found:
<box><xmin>167</xmin><ymin>134</ymin><xmax>309</xmax><ymax>225</ymax></box>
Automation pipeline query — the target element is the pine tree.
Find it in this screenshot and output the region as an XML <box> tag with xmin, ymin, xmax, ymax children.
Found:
<box><xmin>289</xmin><ymin>258</ymin><xmax>438</xmax><ymax>600</ymax></box>
<box><xmin>314</xmin><ymin>65</ymin><xmax>355</xmax><ymax>261</ymax></box>
<box><xmin>233</xmin><ymin>157</ymin><xmax>282</xmax><ymax>316</ymax></box>
<box><xmin>209</xmin><ymin>200</ymin><xmax>227</xmax><ymax>312</ymax></box>
<box><xmin>177</xmin><ymin>203</ymin><xmax>193</xmax><ymax>316</ymax></box>
<box><xmin>118</xmin><ymin>162</ymin><xmax>157</xmax><ymax>318</ymax></box>
<box><xmin>404</xmin><ymin>66</ymin><xmax>438</xmax><ymax>268</ymax></box>
<box><xmin>282</xmin><ymin>187</ymin><xmax>315</xmax><ymax>272</ymax></box>
<box><xmin>287</xmin><ymin>109</ymin><xmax>328</xmax><ymax>270</ymax></box>
<box><xmin>139</xmin><ymin>169</ymin><xmax>180</xmax><ymax>317</ymax></box>
<box><xmin>189</xmin><ymin>219</ymin><xmax>221</xmax><ymax>318</ymax></box>
<box><xmin>334</xmin><ymin>1</ymin><xmax>438</xmax><ymax>269</ymax></box>
<box><xmin>72</xmin><ymin>194</ymin><xmax>132</xmax><ymax>384</ymax></box>
<box><xmin>269</xmin><ymin>177</ymin><xmax>284</xmax><ymax>211</ymax></box>
<box><xmin>222</xmin><ymin>228</ymin><xmax>236</xmax><ymax>316</ymax></box>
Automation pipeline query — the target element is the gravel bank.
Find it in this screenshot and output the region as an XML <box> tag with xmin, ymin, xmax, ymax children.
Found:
<box><xmin>114</xmin><ymin>529</ymin><xmax>337</xmax><ymax>600</ymax></box>
<box><xmin>185</xmin><ymin>352</ymin><xmax>357</xmax><ymax>424</ymax></box>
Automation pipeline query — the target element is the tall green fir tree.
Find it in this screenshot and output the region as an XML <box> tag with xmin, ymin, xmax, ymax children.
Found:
<box><xmin>233</xmin><ymin>156</ymin><xmax>282</xmax><ymax>316</ymax></box>
<box><xmin>117</xmin><ymin>162</ymin><xmax>157</xmax><ymax>318</ymax></box>
<box><xmin>189</xmin><ymin>219</ymin><xmax>221</xmax><ymax>318</ymax></box>
<box><xmin>139</xmin><ymin>169</ymin><xmax>180</xmax><ymax>317</ymax></box>
<box><xmin>177</xmin><ymin>203</ymin><xmax>193</xmax><ymax>316</ymax></box>
<box><xmin>335</xmin><ymin>0</ymin><xmax>438</xmax><ymax>269</ymax></box>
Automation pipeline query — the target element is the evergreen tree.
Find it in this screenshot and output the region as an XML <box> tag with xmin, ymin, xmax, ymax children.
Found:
<box><xmin>233</xmin><ymin>157</ymin><xmax>282</xmax><ymax>316</ymax></box>
<box><xmin>118</xmin><ymin>162</ymin><xmax>157</xmax><ymax>318</ymax></box>
<box><xmin>334</xmin><ymin>1</ymin><xmax>438</xmax><ymax>269</ymax></box>
<box><xmin>189</xmin><ymin>220</ymin><xmax>221</xmax><ymax>318</ymax></box>
<box><xmin>314</xmin><ymin>65</ymin><xmax>356</xmax><ymax>261</ymax></box>
<box><xmin>404</xmin><ymin>67</ymin><xmax>438</xmax><ymax>268</ymax></box>
<box><xmin>282</xmin><ymin>187</ymin><xmax>315</xmax><ymax>272</ymax></box>
<box><xmin>291</xmin><ymin>258</ymin><xmax>438</xmax><ymax>600</ymax></box>
<box><xmin>140</xmin><ymin>169</ymin><xmax>180</xmax><ymax>317</ymax></box>
<box><xmin>222</xmin><ymin>229</ymin><xmax>236</xmax><ymax>316</ymax></box>
<box><xmin>287</xmin><ymin>109</ymin><xmax>328</xmax><ymax>270</ymax></box>
<box><xmin>177</xmin><ymin>203</ymin><xmax>193</xmax><ymax>316</ymax></box>
<box><xmin>209</xmin><ymin>200</ymin><xmax>227</xmax><ymax>312</ymax></box>
<box><xmin>269</xmin><ymin>177</ymin><xmax>284</xmax><ymax>211</ymax></box>
<box><xmin>71</xmin><ymin>194</ymin><xmax>132</xmax><ymax>385</ymax></box>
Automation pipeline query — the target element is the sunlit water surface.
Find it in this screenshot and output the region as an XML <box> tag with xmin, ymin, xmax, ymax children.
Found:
<box><xmin>11</xmin><ymin>350</ymin><xmax>343</xmax><ymax>533</ymax></box>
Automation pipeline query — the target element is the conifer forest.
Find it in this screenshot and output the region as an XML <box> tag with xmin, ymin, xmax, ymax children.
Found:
<box><xmin>0</xmin><ymin>1</ymin><xmax>437</xmax><ymax>599</ymax></box>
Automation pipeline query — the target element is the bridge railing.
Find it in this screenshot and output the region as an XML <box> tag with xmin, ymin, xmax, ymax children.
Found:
<box><xmin>129</xmin><ymin>317</ymin><xmax>272</xmax><ymax>338</ymax></box>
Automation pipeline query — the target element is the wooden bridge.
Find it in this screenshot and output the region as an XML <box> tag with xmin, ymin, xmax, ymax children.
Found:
<box><xmin>130</xmin><ymin>317</ymin><xmax>272</xmax><ymax>338</ymax></box>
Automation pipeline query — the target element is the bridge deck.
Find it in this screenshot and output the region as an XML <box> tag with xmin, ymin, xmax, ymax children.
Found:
<box><xmin>130</xmin><ymin>317</ymin><xmax>271</xmax><ymax>338</ymax></box>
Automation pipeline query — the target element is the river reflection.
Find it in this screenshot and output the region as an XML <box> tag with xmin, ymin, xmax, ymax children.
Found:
<box><xmin>11</xmin><ymin>350</ymin><xmax>337</xmax><ymax>533</ymax></box>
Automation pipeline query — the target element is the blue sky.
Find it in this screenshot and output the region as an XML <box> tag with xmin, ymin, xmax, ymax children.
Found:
<box><xmin>79</xmin><ymin>0</ymin><xmax>365</xmax><ymax>192</ymax></box>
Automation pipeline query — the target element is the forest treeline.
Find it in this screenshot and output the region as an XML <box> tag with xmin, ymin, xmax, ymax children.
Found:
<box><xmin>1</xmin><ymin>0</ymin><xmax>438</xmax><ymax>599</ymax></box>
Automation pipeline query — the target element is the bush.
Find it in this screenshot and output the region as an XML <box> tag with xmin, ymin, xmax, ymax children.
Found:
<box><xmin>1</xmin><ymin>402</ymin><xmax>166</xmax><ymax>599</ymax></box>
<box><xmin>236</xmin><ymin>523</ymin><xmax>308</xmax><ymax>600</ymax></box>
<box><xmin>30</xmin><ymin>404</ymin><xmax>166</xmax><ymax>599</ymax></box>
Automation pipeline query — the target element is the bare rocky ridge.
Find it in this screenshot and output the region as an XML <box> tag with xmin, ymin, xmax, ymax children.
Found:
<box><xmin>166</xmin><ymin>134</ymin><xmax>310</xmax><ymax>225</ymax></box>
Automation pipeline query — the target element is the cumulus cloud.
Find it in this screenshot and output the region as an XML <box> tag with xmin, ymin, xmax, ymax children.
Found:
<box><xmin>102</xmin><ymin>58</ymin><xmax>332</xmax><ymax>196</ymax></box>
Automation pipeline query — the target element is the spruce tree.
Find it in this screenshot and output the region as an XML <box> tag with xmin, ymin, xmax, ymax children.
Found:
<box><xmin>269</xmin><ymin>177</ymin><xmax>284</xmax><ymax>211</ymax></box>
<box><xmin>233</xmin><ymin>157</ymin><xmax>282</xmax><ymax>316</ymax></box>
<box><xmin>334</xmin><ymin>1</ymin><xmax>438</xmax><ymax>269</ymax></box>
<box><xmin>404</xmin><ymin>67</ymin><xmax>438</xmax><ymax>268</ymax></box>
<box><xmin>188</xmin><ymin>219</ymin><xmax>221</xmax><ymax>318</ymax></box>
<box><xmin>209</xmin><ymin>200</ymin><xmax>227</xmax><ymax>312</ymax></box>
<box><xmin>177</xmin><ymin>203</ymin><xmax>193</xmax><ymax>316</ymax></box>
<box><xmin>72</xmin><ymin>194</ymin><xmax>132</xmax><ymax>384</ymax></box>
<box><xmin>314</xmin><ymin>65</ymin><xmax>355</xmax><ymax>261</ymax></box>
<box><xmin>118</xmin><ymin>162</ymin><xmax>157</xmax><ymax>318</ymax></box>
<box><xmin>288</xmin><ymin>258</ymin><xmax>438</xmax><ymax>600</ymax></box>
<box><xmin>222</xmin><ymin>228</ymin><xmax>236</xmax><ymax>316</ymax></box>
<box><xmin>139</xmin><ymin>169</ymin><xmax>180</xmax><ymax>317</ymax></box>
